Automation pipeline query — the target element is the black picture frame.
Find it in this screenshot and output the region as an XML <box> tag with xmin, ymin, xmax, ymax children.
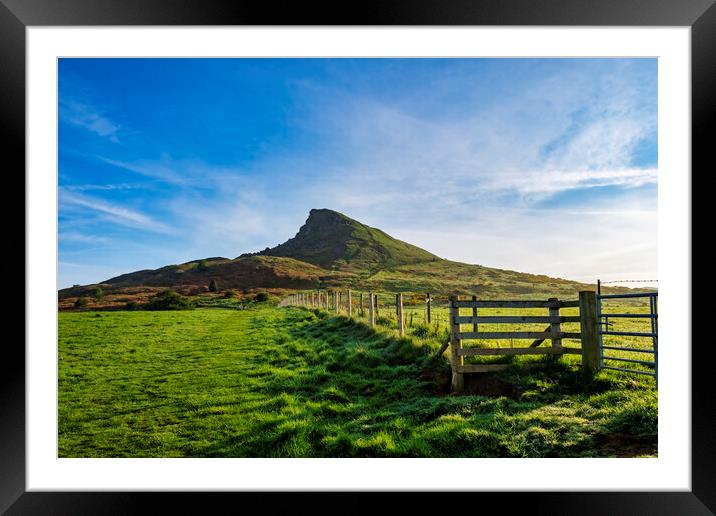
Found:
<box><xmin>4</xmin><ymin>0</ymin><xmax>713</xmax><ymax>513</ymax></box>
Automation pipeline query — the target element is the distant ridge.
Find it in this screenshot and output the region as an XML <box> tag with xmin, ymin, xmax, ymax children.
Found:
<box><xmin>59</xmin><ymin>208</ymin><xmax>621</xmax><ymax>302</ymax></box>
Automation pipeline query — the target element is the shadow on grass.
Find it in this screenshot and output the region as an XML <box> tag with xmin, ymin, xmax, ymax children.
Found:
<box><xmin>193</xmin><ymin>312</ymin><xmax>656</xmax><ymax>458</ymax></box>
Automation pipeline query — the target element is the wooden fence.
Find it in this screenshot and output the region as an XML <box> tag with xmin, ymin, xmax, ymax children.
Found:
<box><xmin>447</xmin><ymin>291</ymin><xmax>598</xmax><ymax>392</ymax></box>
<box><xmin>281</xmin><ymin>289</ymin><xmax>416</xmax><ymax>337</ymax></box>
<box><xmin>281</xmin><ymin>289</ymin><xmax>600</xmax><ymax>392</ymax></box>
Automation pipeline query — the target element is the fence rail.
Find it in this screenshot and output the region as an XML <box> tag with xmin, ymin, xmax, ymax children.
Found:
<box><xmin>281</xmin><ymin>287</ymin><xmax>656</xmax><ymax>392</ymax></box>
<box><xmin>454</xmin><ymin>315</ymin><xmax>581</xmax><ymax>324</ymax></box>
<box><xmin>452</xmin><ymin>299</ymin><xmax>580</xmax><ymax>308</ymax></box>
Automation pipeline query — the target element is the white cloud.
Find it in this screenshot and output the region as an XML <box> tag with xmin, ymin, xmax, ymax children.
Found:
<box><xmin>59</xmin><ymin>190</ymin><xmax>174</xmax><ymax>234</ymax></box>
<box><xmin>98</xmin><ymin>156</ymin><xmax>189</xmax><ymax>185</ymax></box>
<box><xmin>63</xmin><ymin>183</ymin><xmax>139</xmax><ymax>192</ymax></box>
<box><xmin>392</xmin><ymin>205</ymin><xmax>657</xmax><ymax>284</ymax></box>
<box><xmin>488</xmin><ymin>167</ymin><xmax>658</xmax><ymax>196</ymax></box>
<box><xmin>60</xmin><ymin>99</ymin><xmax>120</xmax><ymax>143</ymax></box>
<box><xmin>59</xmin><ymin>232</ymin><xmax>110</xmax><ymax>244</ymax></box>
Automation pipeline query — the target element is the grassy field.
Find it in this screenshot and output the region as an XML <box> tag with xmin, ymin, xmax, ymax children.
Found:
<box><xmin>58</xmin><ymin>303</ymin><xmax>657</xmax><ymax>458</ymax></box>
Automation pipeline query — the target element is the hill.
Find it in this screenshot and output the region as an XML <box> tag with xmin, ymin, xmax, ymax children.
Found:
<box><xmin>59</xmin><ymin>208</ymin><xmax>628</xmax><ymax>306</ymax></box>
<box><xmin>104</xmin><ymin>255</ymin><xmax>331</xmax><ymax>290</ymax></box>
<box><xmin>243</xmin><ymin>208</ymin><xmax>440</xmax><ymax>272</ymax></box>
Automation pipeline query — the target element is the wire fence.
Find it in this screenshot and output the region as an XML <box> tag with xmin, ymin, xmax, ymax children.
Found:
<box><xmin>597</xmin><ymin>278</ymin><xmax>658</xmax><ymax>296</ymax></box>
<box><xmin>599</xmin><ymin>279</ymin><xmax>658</xmax><ymax>284</ymax></box>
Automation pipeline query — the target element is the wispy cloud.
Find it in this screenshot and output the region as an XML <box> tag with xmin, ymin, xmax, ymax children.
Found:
<box><xmin>98</xmin><ymin>156</ymin><xmax>189</xmax><ymax>185</ymax></box>
<box><xmin>63</xmin><ymin>183</ymin><xmax>139</xmax><ymax>192</ymax></box>
<box><xmin>59</xmin><ymin>232</ymin><xmax>110</xmax><ymax>244</ymax></box>
<box><xmin>487</xmin><ymin>167</ymin><xmax>658</xmax><ymax>196</ymax></box>
<box><xmin>59</xmin><ymin>190</ymin><xmax>174</xmax><ymax>234</ymax></box>
<box><xmin>60</xmin><ymin>99</ymin><xmax>121</xmax><ymax>143</ymax></box>
<box><xmin>97</xmin><ymin>155</ymin><xmax>257</xmax><ymax>192</ymax></box>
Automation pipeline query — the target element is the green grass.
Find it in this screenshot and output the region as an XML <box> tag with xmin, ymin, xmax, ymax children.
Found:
<box><xmin>316</xmin><ymin>291</ymin><xmax>657</xmax><ymax>374</ymax></box>
<box><xmin>58</xmin><ymin>306</ymin><xmax>657</xmax><ymax>458</ymax></box>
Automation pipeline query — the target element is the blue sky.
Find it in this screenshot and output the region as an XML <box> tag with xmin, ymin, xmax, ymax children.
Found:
<box><xmin>58</xmin><ymin>58</ymin><xmax>657</xmax><ymax>288</ymax></box>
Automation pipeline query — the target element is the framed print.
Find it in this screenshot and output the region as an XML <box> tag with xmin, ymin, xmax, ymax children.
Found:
<box><xmin>5</xmin><ymin>0</ymin><xmax>714</xmax><ymax>513</ymax></box>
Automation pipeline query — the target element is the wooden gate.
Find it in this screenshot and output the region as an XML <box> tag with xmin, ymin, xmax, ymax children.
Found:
<box><xmin>448</xmin><ymin>291</ymin><xmax>599</xmax><ymax>392</ymax></box>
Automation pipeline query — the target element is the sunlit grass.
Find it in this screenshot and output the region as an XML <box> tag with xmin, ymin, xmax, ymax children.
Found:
<box><xmin>58</xmin><ymin>305</ymin><xmax>656</xmax><ymax>458</ymax></box>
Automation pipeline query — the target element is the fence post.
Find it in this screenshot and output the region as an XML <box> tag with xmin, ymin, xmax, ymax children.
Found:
<box><xmin>426</xmin><ymin>292</ymin><xmax>431</xmax><ymax>324</ymax></box>
<box><xmin>471</xmin><ymin>295</ymin><xmax>478</xmax><ymax>333</ymax></box>
<box><xmin>549</xmin><ymin>297</ymin><xmax>563</xmax><ymax>355</ymax></box>
<box><xmin>579</xmin><ymin>290</ymin><xmax>599</xmax><ymax>373</ymax></box>
<box><xmin>374</xmin><ymin>294</ymin><xmax>379</xmax><ymax>316</ymax></box>
<box><xmin>396</xmin><ymin>293</ymin><xmax>405</xmax><ymax>336</ymax></box>
<box><xmin>334</xmin><ymin>291</ymin><xmax>339</xmax><ymax>314</ymax></box>
<box><xmin>347</xmin><ymin>290</ymin><xmax>352</xmax><ymax>317</ymax></box>
<box><xmin>448</xmin><ymin>295</ymin><xmax>464</xmax><ymax>393</ymax></box>
<box><xmin>368</xmin><ymin>292</ymin><xmax>375</xmax><ymax>327</ymax></box>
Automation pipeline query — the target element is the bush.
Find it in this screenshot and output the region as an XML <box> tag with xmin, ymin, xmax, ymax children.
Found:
<box><xmin>93</xmin><ymin>287</ymin><xmax>104</xmax><ymax>300</ymax></box>
<box><xmin>74</xmin><ymin>297</ymin><xmax>88</xmax><ymax>308</ymax></box>
<box><xmin>209</xmin><ymin>279</ymin><xmax>218</xmax><ymax>292</ymax></box>
<box><xmin>143</xmin><ymin>290</ymin><xmax>196</xmax><ymax>311</ymax></box>
<box><xmin>254</xmin><ymin>292</ymin><xmax>269</xmax><ymax>302</ymax></box>
<box><xmin>223</xmin><ymin>290</ymin><xmax>235</xmax><ymax>299</ymax></box>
